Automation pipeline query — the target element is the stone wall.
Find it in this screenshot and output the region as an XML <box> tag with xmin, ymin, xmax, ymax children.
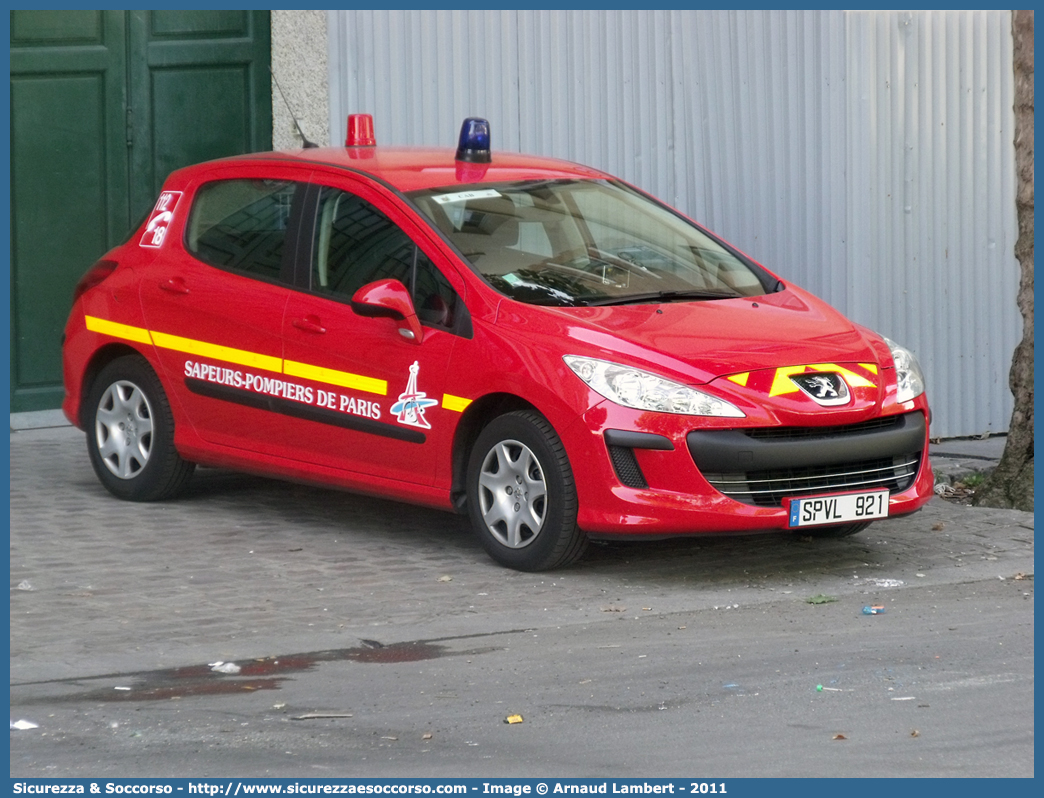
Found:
<box><xmin>271</xmin><ymin>10</ymin><xmax>330</xmax><ymax>150</ymax></box>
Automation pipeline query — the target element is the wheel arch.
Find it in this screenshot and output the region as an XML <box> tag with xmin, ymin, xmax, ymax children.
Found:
<box><xmin>449</xmin><ymin>392</ymin><xmax>541</xmax><ymax>512</ymax></box>
<box><xmin>76</xmin><ymin>343</ymin><xmax>152</xmax><ymax>428</ymax></box>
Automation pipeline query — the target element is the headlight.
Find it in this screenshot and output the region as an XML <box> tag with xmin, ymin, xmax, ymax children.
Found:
<box><xmin>883</xmin><ymin>337</ymin><xmax>926</xmax><ymax>403</ymax></box>
<box><xmin>563</xmin><ymin>356</ymin><xmax>745</xmax><ymax>417</ymax></box>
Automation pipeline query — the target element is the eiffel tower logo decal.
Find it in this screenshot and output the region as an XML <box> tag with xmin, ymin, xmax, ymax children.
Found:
<box><xmin>391</xmin><ymin>361</ymin><xmax>439</xmax><ymax>429</ymax></box>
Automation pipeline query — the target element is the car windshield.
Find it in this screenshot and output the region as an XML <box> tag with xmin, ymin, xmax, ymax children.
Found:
<box><xmin>409</xmin><ymin>179</ymin><xmax>774</xmax><ymax>306</ymax></box>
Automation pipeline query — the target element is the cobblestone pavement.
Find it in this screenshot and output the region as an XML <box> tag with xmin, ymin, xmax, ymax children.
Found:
<box><xmin>9</xmin><ymin>425</ymin><xmax>1033</xmax><ymax>691</ymax></box>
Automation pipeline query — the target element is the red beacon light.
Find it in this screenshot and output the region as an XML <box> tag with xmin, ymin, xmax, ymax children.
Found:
<box><xmin>455</xmin><ymin>117</ymin><xmax>491</xmax><ymax>163</ymax></box>
<box><xmin>345</xmin><ymin>113</ymin><xmax>376</xmax><ymax>147</ymax></box>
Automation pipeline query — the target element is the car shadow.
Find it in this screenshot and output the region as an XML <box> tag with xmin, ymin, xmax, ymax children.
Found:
<box><xmin>169</xmin><ymin>466</ymin><xmax>889</xmax><ymax>585</ymax></box>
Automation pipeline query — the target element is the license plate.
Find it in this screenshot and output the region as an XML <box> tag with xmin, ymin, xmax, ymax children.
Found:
<box><xmin>786</xmin><ymin>489</ymin><xmax>889</xmax><ymax>528</ymax></box>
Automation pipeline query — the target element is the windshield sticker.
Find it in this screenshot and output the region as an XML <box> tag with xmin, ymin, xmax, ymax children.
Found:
<box><xmin>502</xmin><ymin>273</ymin><xmax>523</xmax><ymax>286</ymax></box>
<box><xmin>391</xmin><ymin>361</ymin><xmax>439</xmax><ymax>429</ymax></box>
<box><xmin>139</xmin><ymin>191</ymin><xmax>183</xmax><ymax>249</ymax></box>
<box><xmin>431</xmin><ymin>189</ymin><xmax>501</xmax><ymax>205</ymax></box>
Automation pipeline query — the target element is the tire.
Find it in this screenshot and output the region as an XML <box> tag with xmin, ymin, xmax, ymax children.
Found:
<box><xmin>466</xmin><ymin>410</ymin><xmax>588</xmax><ymax>571</ymax></box>
<box><xmin>800</xmin><ymin>521</ymin><xmax>871</xmax><ymax>539</ymax></box>
<box><xmin>85</xmin><ymin>355</ymin><xmax>194</xmax><ymax>501</ymax></box>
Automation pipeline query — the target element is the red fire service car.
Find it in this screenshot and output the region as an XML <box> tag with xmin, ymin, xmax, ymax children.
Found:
<box><xmin>63</xmin><ymin>115</ymin><xmax>933</xmax><ymax>571</ymax></box>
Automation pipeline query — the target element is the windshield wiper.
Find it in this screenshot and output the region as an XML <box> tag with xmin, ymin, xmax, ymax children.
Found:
<box><xmin>577</xmin><ymin>289</ymin><xmax>742</xmax><ymax>307</ymax></box>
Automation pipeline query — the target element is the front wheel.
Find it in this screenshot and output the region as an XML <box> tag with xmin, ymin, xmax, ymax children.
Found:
<box><xmin>85</xmin><ymin>355</ymin><xmax>194</xmax><ymax>501</ymax></box>
<box><xmin>466</xmin><ymin>410</ymin><xmax>587</xmax><ymax>571</ymax></box>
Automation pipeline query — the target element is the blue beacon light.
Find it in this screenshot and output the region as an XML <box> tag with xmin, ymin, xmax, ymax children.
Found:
<box><xmin>455</xmin><ymin>117</ymin><xmax>491</xmax><ymax>163</ymax></box>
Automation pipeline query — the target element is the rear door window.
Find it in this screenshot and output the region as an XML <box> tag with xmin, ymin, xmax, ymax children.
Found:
<box><xmin>186</xmin><ymin>179</ymin><xmax>304</xmax><ymax>283</ymax></box>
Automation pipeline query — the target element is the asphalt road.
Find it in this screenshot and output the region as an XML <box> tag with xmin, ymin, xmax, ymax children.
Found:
<box><xmin>9</xmin><ymin>426</ymin><xmax>1035</xmax><ymax>777</ymax></box>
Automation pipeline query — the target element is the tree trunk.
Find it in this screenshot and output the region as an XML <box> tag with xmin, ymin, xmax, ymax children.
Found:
<box><xmin>975</xmin><ymin>10</ymin><xmax>1034</xmax><ymax>511</ymax></box>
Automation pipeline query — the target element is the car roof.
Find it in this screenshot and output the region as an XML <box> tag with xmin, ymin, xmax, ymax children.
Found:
<box><xmin>219</xmin><ymin>146</ymin><xmax>612</xmax><ymax>193</ymax></box>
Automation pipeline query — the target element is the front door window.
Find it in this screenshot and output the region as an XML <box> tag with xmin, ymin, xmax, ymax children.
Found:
<box><xmin>312</xmin><ymin>187</ymin><xmax>459</xmax><ymax>331</ymax></box>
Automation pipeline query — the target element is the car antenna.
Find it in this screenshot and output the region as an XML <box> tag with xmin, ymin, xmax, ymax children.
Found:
<box><xmin>270</xmin><ymin>67</ymin><xmax>319</xmax><ymax>149</ymax></box>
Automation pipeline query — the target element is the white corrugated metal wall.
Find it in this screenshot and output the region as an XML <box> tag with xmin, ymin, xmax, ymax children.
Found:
<box><xmin>846</xmin><ymin>11</ymin><xmax>1019</xmax><ymax>438</ymax></box>
<box><xmin>327</xmin><ymin>10</ymin><xmax>1019</xmax><ymax>438</ymax></box>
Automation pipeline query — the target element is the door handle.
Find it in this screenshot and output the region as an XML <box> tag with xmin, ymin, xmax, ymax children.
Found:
<box><xmin>292</xmin><ymin>315</ymin><xmax>327</xmax><ymax>334</ymax></box>
<box><xmin>159</xmin><ymin>277</ymin><xmax>190</xmax><ymax>295</ymax></box>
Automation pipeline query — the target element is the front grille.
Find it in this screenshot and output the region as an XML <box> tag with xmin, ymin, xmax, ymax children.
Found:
<box><xmin>702</xmin><ymin>454</ymin><xmax>921</xmax><ymax>508</ymax></box>
<box><xmin>687</xmin><ymin>411</ymin><xmax>926</xmax><ymax>508</ymax></box>
<box><xmin>744</xmin><ymin>415</ymin><xmax>901</xmax><ymax>441</ymax></box>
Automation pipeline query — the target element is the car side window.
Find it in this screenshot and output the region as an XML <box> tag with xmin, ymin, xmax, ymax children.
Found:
<box><xmin>312</xmin><ymin>187</ymin><xmax>458</xmax><ymax>329</ymax></box>
<box><xmin>186</xmin><ymin>179</ymin><xmax>299</xmax><ymax>281</ymax></box>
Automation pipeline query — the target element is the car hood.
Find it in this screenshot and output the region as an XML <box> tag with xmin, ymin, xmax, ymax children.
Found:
<box><xmin>508</xmin><ymin>286</ymin><xmax>887</xmax><ymax>385</ymax></box>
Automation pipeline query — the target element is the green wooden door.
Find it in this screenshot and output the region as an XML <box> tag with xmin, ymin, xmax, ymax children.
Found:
<box><xmin>9</xmin><ymin>10</ymin><xmax>272</xmax><ymax>413</ymax></box>
<box><xmin>126</xmin><ymin>11</ymin><xmax>273</xmax><ymax>223</ymax></box>
<box><xmin>10</xmin><ymin>11</ymin><xmax>129</xmax><ymax>413</ymax></box>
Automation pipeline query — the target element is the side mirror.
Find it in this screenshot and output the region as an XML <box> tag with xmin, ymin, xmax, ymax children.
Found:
<box><xmin>350</xmin><ymin>278</ymin><xmax>423</xmax><ymax>344</ymax></box>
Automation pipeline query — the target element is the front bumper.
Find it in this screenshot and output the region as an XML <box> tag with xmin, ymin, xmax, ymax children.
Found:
<box><xmin>566</xmin><ymin>400</ymin><xmax>934</xmax><ymax>536</ymax></box>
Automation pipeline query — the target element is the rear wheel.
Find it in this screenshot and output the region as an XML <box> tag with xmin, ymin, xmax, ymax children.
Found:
<box><xmin>800</xmin><ymin>521</ymin><xmax>871</xmax><ymax>539</ymax></box>
<box><xmin>466</xmin><ymin>410</ymin><xmax>587</xmax><ymax>571</ymax></box>
<box><xmin>85</xmin><ymin>355</ymin><xmax>194</xmax><ymax>501</ymax></box>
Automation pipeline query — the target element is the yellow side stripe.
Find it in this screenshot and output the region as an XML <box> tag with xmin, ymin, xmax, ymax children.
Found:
<box><xmin>85</xmin><ymin>316</ymin><xmax>152</xmax><ymax>346</ymax></box>
<box><xmin>442</xmin><ymin>394</ymin><xmax>472</xmax><ymax>412</ymax></box>
<box><xmin>283</xmin><ymin>360</ymin><xmax>387</xmax><ymax>396</ymax></box>
<box><xmin>859</xmin><ymin>363</ymin><xmax>879</xmax><ymax>375</ymax></box>
<box><xmin>151</xmin><ymin>331</ymin><xmax>283</xmax><ymax>374</ymax></box>
<box><xmin>87</xmin><ymin>315</ymin><xmax>466</xmax><ymax>406</ymax></box>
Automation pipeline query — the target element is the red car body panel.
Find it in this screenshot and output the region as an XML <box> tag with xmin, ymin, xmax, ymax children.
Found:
<box><xmin>62</xmin><ymin>142</ymin><xmax>934</xmax><ymax>538</ymax></box>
